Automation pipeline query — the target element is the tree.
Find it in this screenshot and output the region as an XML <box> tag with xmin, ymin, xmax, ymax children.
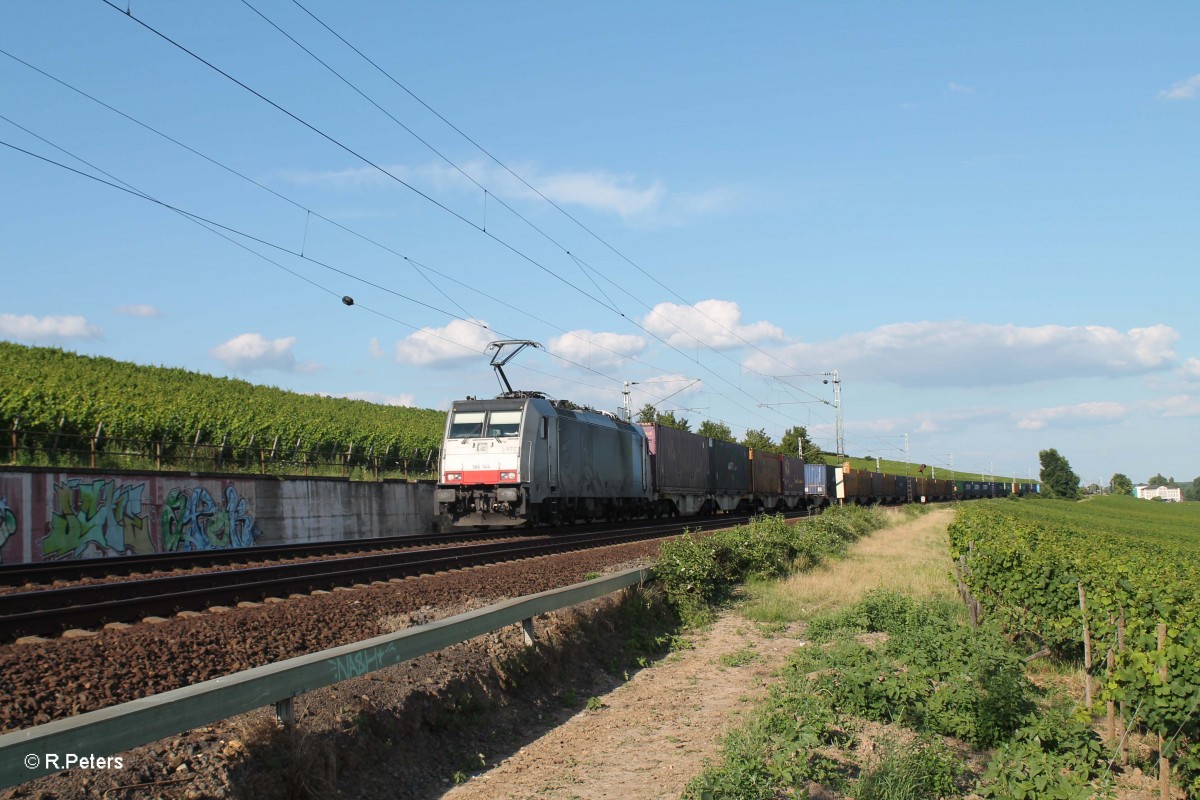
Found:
<box><xmin>741</xmin><ymin>428</ymin><xmax>778</xmax><ymax>453</ymax></box>
<box><xmin>1184</xmin><ymin>477</ymin><xmax>1200</xmax><ymax>502</ymax></box>
<box><xmin>1110</xmin><ymin>473</ymin><xmax>1133</xmax><ymax>496</ymax></box>
<box><xmin>636</xmin><ymin>403</ymin><xmax>690</xmax><ymax>431</ymax></box>
<box><xmin>1147</xmin><ymin>473</ymin><xmax>1169</xmax><ymax>486</ymax></box>
<box><xmin>635</xmin><ymin>403</ymin><xmax>657</xmax><ymax>424</ymax></box>
<box><xmin>780</xmin><ymin>425</ymin><xmax>823</xmax><ymax>462</ymax></box>
<box><xmin>697</xmin><ymin>420</ymin><xmax>735</xmax><ymax>443</ymax></box>
<box><xmin>1039</xmin><ymin>448</ymin><xmax>1080</xmax><ymax>500</ymax></box>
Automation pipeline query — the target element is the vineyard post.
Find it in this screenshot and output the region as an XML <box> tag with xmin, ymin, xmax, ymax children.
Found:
<box><xmin>51</xmin><ymin>416</ymin><xmax>65</xmax><ymax>460</ymax></box>
<box><xmin>190</xmin><ymin>429</ymin><xmax>201</xmax><ymax>464</ymax></box>
<box><xmin>344</xmin><ymin>442</ymin><xmax>353</xmax><ymax>478</ymax></box>
<box><xmin>9</xmin><ymin>418</ymin><xmax>17</xmax><ymax>464</ymax></box>
<box><xmin>156</xmin><ymin>441</ymin><xmax>163</xmax><ymax>471</ymax></box>
<box><xmin>1079</xmin><ymin>582</ymin><xmax>1093</xmax><ymax>707</ymax></box>
<box><xmin>245</xmin><ymin>434</ymin><xmax>256</xmax><ymax>471</ymax></box>
<box><xmin>216</xmin><ymin>433</ymin><xmax>227</xmax><ymax>469</ymax></box>
<box><xmin>1106</xmin><ymin>611</ymin><xmax>1116</xmax><ymax>743</ymax></box>
<box><xmin>1158</xmin><ymin>622</ymin><xmax>1169</xmax><ymax>800</ymax></box>
<box><xmin>90</xmin><ymin>422</ymin><xmax>103</xmax><ymax>469</ymax></box>
<box><xmin>1106</xmin><ymin>647</ymin><xmax>1116</xmax><ymax>741</ymax></box>
<box><xmin>1118</xmin><ymin>608</ymin><xmax>1127</xmax><ymax>765</ymax></box>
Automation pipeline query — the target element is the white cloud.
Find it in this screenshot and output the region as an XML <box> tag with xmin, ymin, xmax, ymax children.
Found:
<box><xmin>327</xmin><ymin>390</ymin><xmax>417</xmax><ymax>407</ymax></box>
<box><xmin>745</xmin><ymin>321</ymin><xmax>1179</xmax><ymax>387</ymax></box>
<box><xmin>1179</xmin><ymin>357</ymin><xmax>1200</xmax><ymax>381</ymax></box>
<box><xmin>281</xmin><ymin>159</ymin><xmax>734</xmax><ymax>224</ymax></box>
<box><xmin>1015</xmin><ymin>401</ymin><xmax>1128</xmax><ymax>431</ymax></box>
<box><xmin>393</xmin><ymin>319</ymin><xmax>493</xmax><ymax>366</ymax></box>
<box><xmin>643</xmin><ymin>299</ymin><xmax>786</xmax><ymax>350</ymax></box>
<box><xmin>369</xmin><ymin>337</ymin><xmax>384</xmax><ymax>359</ymax></box>
<box><xmin>210</xmin><ymin>333</ymin><xmax>314</xmax><ymax>373</ymax></box>
<box><xmin>948</xmin><ymin>82</ymin><xmax>975</xmax><ymax>94</ymax></box>
<box><xmin>548</xmin><ymin>330</ymin><xmax>646</xmax><ymax>370</ymax></box>
<box><xmin>115</xmin><ymin>304</ymin><xmax>161</xmax><ymax>318</ymax></box>
<box><xmin>1159</xmin><ymin>74</ymin><xmax>1200</xmax><ymax>101</ymax></box>
<box><xmin>1145</xmin><ymin>394</ymin><xmax>1200</xmax><ymax>418</ymax></box>
<box><xmin>0</xmin><ymin>313</ymin><xmax>102</xmax><ymax>344</ymax></box>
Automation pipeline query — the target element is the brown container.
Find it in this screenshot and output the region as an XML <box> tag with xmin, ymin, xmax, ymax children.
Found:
<box><xmin>749</xmin><ymin>450</ymin><xmax>783</xmax><ymax>495</ymax></box>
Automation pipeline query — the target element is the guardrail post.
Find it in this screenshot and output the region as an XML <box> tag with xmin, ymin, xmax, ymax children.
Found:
<box><xmin>521</xmin><ymin>617</ymin><xmax>535</xmax><ymax>645</ymax></box>
<box><xmin>275</xmin><ymin>696</ymin><xmax>296</xmax><ymax>727</ymax></box>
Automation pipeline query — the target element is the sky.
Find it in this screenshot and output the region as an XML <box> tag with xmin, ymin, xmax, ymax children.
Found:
<box><xmin>2</xmin><ymin>2</ymin><xmax>1198</xmax><ymax>487</ymax></box>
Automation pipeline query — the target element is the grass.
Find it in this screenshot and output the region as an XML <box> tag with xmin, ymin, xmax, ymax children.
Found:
<box><xmin>686</xmin><ymin>504</ymin><xmax>1129</xmax><ymax>800</ymax></box>
<box><xmin>740</xmin><ymin>507</ymin><xmax>958</xmax><ymax>624</ymax></box>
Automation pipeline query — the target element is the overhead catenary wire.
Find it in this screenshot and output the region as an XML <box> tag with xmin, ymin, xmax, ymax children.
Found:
<box><xmin>97</xmin><ymin>0</ymin><xmax>805</xmax><ymax>436</ymax></box>
<box><xmin>285</xmin><ymin>0</ymin><xmax>818</xmax><ymax>381</ymax></box>
<box><xmin>253</xmin><ymin>0</ymin><xmax>831</xmax><ymax>413</ymax></box>
<box><xmin>0</xmin><ymin>126</ymin><xmax>741</xmax><ymax>431</ymax></box>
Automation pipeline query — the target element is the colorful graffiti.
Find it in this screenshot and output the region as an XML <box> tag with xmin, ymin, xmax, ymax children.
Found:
<box><xmin>43</xmin><ymin>479</ymin><xmax>153</xmax><ymax>559</ymax></box>
<box><xmin>161</xmin><ymin>484</ymin><xmax>263</xmax><ymax>552</ymax></box>
<box><xmin>0</xmin><ymin>496</ymin><xmax>17</xmax><ymax>564</ymax></box>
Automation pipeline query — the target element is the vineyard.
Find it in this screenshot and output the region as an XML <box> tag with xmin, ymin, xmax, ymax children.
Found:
<box><xmin>0</xmin><ymin>342</ymin><xmax>447</xmax><ymax>478</ymax></box>
<box><xmin>949</xmin><ymin>496</ymin><xmax>1200</xmax><ymax>797</ymax></box>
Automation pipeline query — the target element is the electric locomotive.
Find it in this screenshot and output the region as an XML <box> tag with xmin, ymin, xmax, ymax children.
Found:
<box><xmin>434</xmin><ymin>395</ymin><xmax>652</xmax><ymax>528</ymax></box>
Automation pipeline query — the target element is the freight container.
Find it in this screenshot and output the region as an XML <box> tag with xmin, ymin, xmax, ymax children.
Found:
<box><xmin>749</xmin><ymin>450</ymin><xmax>783</xmax><ymax>496</ymax></box>
<box><xmin>781</xmin><ymin>455</ymin><xmax>805</xmax><ymax>496</ymax></box>
<box><xmin>709</xmin><ymin>438</ymin><xmax>751</xmax><ymax>493</ymax></box>
<box><xmin>804</xmin><ymin>463</ymin><xmax>836</xmax><ymax>499</ymax></box>
<box><xmin>638</xmin><ymin>423</ymin><xmax>708</xmax><ymax>493</ymax></box>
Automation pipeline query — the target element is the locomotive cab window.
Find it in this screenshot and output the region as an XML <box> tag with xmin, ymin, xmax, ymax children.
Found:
<box><xmin>448</xmin><ymin>411</ymin><xmax>485</xmax><ymax>439</ymax></box>
<box><xmin>486</xmin><ymin>410</ymin><xmax>522</xmax><ymax>437</ymax></box>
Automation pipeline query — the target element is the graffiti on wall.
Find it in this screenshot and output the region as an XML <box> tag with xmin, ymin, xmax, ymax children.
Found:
<box><xmin>161</xmin><ymin>484</ymin><xmax>263</xmax><ymax>552</ymax></box>
<box><xmin>0</xmin><ymin>496</ymin><xmax>17</xmax><ymax>564</ymax></box>
<box><xmin>43</xmin><ymin>479</ymin><xmax>154</xmax><ymax>559</ymax></box>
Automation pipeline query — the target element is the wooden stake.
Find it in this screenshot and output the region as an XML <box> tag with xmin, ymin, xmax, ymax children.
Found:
<box><xmin>1079</xmin><ymin>583</ymin><xmax>1093</xmax><ymax>707</ymax></box>
<box><xmin>1107</xmin><ymin>647</ymin><xmax>1116</xmax><ymax>741</ymax></box>
<box><xmin>1159</xmin><ymin>622</ymin><xmax>1169</xmax><ymax>800</ymax></box>
<box><xmin>1118</xmin><ymin>608</ymin><xmax>1127</xmax><ymax>765</ymax></box>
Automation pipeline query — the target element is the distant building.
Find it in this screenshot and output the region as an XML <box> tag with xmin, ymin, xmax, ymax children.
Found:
<box><xmin>1134</xmin><ymin>485</ymin><xmax>1183</xmax><ymax>502</ymax></box>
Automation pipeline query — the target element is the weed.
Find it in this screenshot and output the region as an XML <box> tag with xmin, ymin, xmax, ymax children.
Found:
<box><xmin>852</xmin><ymin>736</ymin><xmax>960</xmax><ymax>800</ymax></box>
<box><xmin>586</xmin><ymin>696</ymin><xmax>604</xmax><ymax>711</ymax></box>
<box><xmin>718</xmin><ymin>648</ymin><xmax>761</xmax><ymax>668</ymax></box>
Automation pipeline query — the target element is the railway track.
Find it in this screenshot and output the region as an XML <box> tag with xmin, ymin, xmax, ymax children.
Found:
<box><xmin>0</xmin><ymin>512</ymin><xmax>797</xmax><ymax>640</ymax></box>
<box><xmin>0</xmin><ymin>529</ymin><xmax>520</xmax><ymax>587</ymax></box>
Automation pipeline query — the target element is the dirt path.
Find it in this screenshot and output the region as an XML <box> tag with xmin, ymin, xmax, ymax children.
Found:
<box><xmin>442</xmin><ymin>612</ymin><xmax>805</xmax><ymax>800</ymax></box>
<box><xmin>443</xmin><ymin>508</ymin><xmax>958</xmax><ymax>800</ymax></box>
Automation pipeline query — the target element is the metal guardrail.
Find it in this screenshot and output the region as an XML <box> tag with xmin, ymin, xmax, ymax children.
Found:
<box><xmin>0</xmin><ymin>566</ymin><xmax>652</xmax><ymax>789</ymax></box>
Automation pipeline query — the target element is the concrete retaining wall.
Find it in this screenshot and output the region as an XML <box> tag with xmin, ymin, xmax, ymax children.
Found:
<box><xmin>0</xmin><ymin>468</ymin><xmax>436</xmax><ymax>565</ymax></box>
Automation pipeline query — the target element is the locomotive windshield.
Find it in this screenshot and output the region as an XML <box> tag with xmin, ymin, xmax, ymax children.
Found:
<box><xmin>486</xmin><ymin>410</ymin><xmax>521</xmax><ymax>437</ymax></box>
<box><xmin>448</xmin><ymin>411</ymin><xmax>485</xmax><ymax>439</ymax></box>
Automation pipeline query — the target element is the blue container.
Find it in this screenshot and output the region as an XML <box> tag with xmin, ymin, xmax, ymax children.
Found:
<box><xmin>804</xmin><ymin>463</ymin><xmax>835</xmax><ymax>497</ymax></box>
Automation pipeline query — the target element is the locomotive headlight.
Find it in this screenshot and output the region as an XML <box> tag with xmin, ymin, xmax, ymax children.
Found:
<box><xmin>444</xmin><ymin>472</ymin><xmax>462</xmax><ymax>481</ymax></box>
<box><xmin>499</xmin><ymin>471</ymin><xmax>517</xmax><ymax>481</ymax></box>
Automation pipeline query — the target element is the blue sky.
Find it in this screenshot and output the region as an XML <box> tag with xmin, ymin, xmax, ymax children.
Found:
<box><xmin>2</xmin><ymin>2</ymin><xmax>1197</xmax><ymax>486</ymax></box>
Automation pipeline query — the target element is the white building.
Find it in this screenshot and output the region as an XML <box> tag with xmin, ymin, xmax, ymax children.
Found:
<box><xmin>1134</xmin><ymin>485</ymin><xmax>1183</xmax><ymax>502</ymax></box>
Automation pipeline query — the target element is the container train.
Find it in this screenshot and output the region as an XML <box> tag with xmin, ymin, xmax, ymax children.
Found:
<box><xmin>434</xmin><ymin>395</ymin><xmax>1037</xmax><ymax>528</ymax></box>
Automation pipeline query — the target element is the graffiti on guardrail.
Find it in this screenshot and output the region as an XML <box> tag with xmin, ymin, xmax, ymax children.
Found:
<box><xmin>331</xmin><ymin>643</ymin><xmax>399</xmax><ymax>682</ymax></box>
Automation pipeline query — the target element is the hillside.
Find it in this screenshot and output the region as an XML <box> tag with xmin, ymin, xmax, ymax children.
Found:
<box><xmin>0</xmin><ymin>342</ymin><xmax>446</xmax><ymax>471</ymax></box>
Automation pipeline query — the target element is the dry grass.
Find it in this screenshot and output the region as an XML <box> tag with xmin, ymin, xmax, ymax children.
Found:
<box><xmin>742</xmin><ymin>507</ymin><xmax>959</xmax><ymax>623</ymax></box>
